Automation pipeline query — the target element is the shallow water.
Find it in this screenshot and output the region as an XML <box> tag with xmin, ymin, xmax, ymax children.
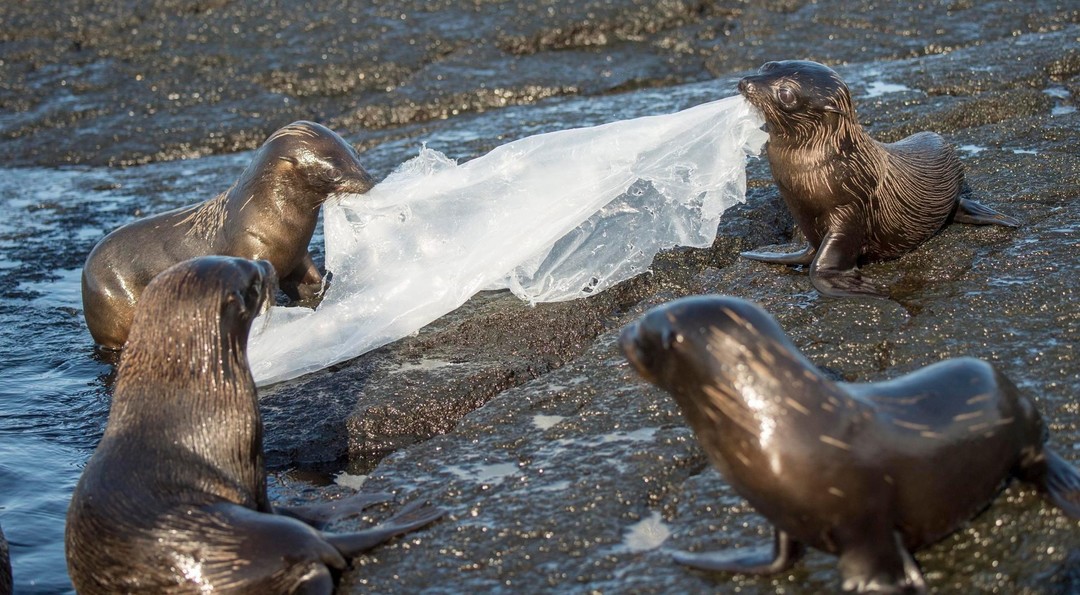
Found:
<box><xmin>0</xmin><ymin>160</ymin><xmax>251</xmax><ymax>592</ymax></box>
<box><xmin>2</xmin><ymin>3</ymin><xmax>1079</xmax><ymax>592</ymax></box>
<box><xmin>0</xmin><ymin>71</ymin><xmax>756</xmax><ymax>592</ymax></box>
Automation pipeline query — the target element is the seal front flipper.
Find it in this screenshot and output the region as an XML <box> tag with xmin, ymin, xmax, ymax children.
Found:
<box><xmin>280</xmin><ymin>251</ymin><xmax>325</xmax><ymax>303</ymax></box>
<box><xmin>953</xmin><ymin>197</ymin><xmax>1020</xmax><ymax>228</ymax></box>
<box><xmin>809</xmin><ymin>230</ymin><xmax>886</xmax><ymax>298</ymax></box>
<box><xmin>838</xmin><ymin>531</ymin><xmax>926</xmax><ymax>594</ymax></box>
<box><xmin>324</xmin><ymin>499</ymin><xmax>443</xmax><ymax>557</ymax></box>
<box><xmin>276</xmin><ymin>492</ymin><xmax>395</xmax><ymax>530</ymax></box>
<box><xmin>673</xmin><ymin>529</ymin><xmax>804</xmax><ymax>575</ymax></box>
<box><xmin>741</xmin><ymin>242</ymin><xmax>816</xmax><ymax>266</ymax></box>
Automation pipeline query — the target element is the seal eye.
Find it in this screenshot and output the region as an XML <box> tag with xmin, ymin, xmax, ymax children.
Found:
<box><xmin>244</xmin><ymin>276</ymin><xmax>263</xmax><ymax>313</ymax></box>
<box><xmin>777</xmin><ymin>87</ymin><xmax>797</xmax><ymax>109</ymax></box>
<box><xmin>325</xmin><ymin>167</ymin><xmax>343</xmax><ymax>183</ymax></box>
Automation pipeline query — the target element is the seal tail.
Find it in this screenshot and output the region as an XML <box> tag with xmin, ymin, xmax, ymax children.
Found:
<box><xmin>1039</xmin><ymin>448</ymin><xmax>1080</xmax><ymax>519</ymax></box>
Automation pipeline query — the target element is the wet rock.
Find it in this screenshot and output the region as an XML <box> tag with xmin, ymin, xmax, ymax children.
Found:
<box><xmin>320</xmin><ymin>24</ymin><xmax>1080</xmax><ymax>594</ymax></box>
<box><xmin>3</xmin><ymin>1</ymin><xmax>1079</xmax><ymax>592</ymax></box>
<box><xmin>3</xmin><ymin>0</ymin><xmax>1078</xmax><ymax>167</ymax></box>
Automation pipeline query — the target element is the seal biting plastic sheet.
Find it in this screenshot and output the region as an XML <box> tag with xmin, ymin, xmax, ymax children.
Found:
<box><xmin>248</xmin><ymin>95</ymin><xmax>767</xmax><ymax>385</ymax></box>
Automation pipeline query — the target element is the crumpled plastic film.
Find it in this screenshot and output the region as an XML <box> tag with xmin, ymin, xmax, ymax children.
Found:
<box><xmin>247</xmin><ymin>95</ymin><xmax>767</xmax><ymax>385</ymax></box>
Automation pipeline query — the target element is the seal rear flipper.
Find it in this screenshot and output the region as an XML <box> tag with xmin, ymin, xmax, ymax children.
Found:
<box><xmin>953</xmin><ymin>198</ymin><xmax>1020</xmax><ymax>228</ymax></box>
<box><xmin>741</xmin><ymin>243</ymin><xmax>816</xmax><ymax>266</ymax></box>
<box><xmin>837</xmin><ymin>531</ymin><xmax>926</xmax><ymax>594</ymax></box>
<box><xmin>323</xmin><ymin>499</ymin><xmax>443</xmax><ymax>557</ymax></box>
<box><xmin>672</xmin><ymin>529</ymin><xmax>804</xmax><ymax>575</ymax></box>
<box><xmin>276</xmin><ymin>492</ymin><xmax>395</xmax><ymax>530</ymax></box>
<box><xmin>1038</xmin><ymin>448</ymin><xmax>1080</xmax><ymax>519</ymax></box>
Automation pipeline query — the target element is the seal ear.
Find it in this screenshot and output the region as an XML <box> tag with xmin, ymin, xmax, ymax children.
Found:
<box><xmin>822</xmin><ymin>101</ymin><xmax>847</xmax><ymax>116</ymax></box>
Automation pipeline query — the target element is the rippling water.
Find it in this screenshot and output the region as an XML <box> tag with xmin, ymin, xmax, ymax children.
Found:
<box><xmin>2</xmin><ymin>33</ymin><xmax>1071</xmax><ymax>589</ymax></box>
<box><xmin>0</xmin><ymin>162</ymin><xmax>245</xmax><ymax>592</ymax></box>
<box><xmin>0</xmin><ymin>73</ymin><xmax>752</xmax><ymax>592</ymax></box>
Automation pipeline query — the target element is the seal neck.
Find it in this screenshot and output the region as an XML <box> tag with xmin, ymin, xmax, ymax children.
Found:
<box><xmin>106</xmin><ymin>312</ymin><xmax>265</xmax><ymax>506</ymax></box>
<box><xmin>680</xmin><ymin>326</ymin><xmax>855</xmax><ymax>443</ymax></box>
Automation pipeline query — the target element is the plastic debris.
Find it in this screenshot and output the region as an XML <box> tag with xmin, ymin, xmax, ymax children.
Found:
<box><xmin>247</xmin><ymin>95</ymin><xmax>766</xmax><ymax>385</ymax></box>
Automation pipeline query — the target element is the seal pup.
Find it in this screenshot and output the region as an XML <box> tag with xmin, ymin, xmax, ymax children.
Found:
<box><xmin>737</xmin><ymin>60</ymin><xmax>1019</xmax><ymax>298</ymax></box>
<box><xmin>621</xmin><ymin>295</ymin><xmax>1080</xmax><ymax>593</ymax></box>
<box><xmin>67</xmin><ymin>256</ymin><xmax>441</xmax><ymax>595</ymax></box>
<box><xmin>82</xmin><ymin>120</ymin><xmax>376</xmax><ymax>349</ymax></box>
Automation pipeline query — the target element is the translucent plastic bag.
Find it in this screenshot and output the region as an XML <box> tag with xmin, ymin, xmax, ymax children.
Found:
<box><xmin>247</xmin><ymin>95</ymin><xmax>766</xmax><ymax>385</ymax></box>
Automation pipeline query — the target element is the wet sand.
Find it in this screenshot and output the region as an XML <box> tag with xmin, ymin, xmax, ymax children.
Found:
<box><xmin>1</xmin><ymin>0</ymin><xmax>1078</xmax><ymax>593</ymax></box>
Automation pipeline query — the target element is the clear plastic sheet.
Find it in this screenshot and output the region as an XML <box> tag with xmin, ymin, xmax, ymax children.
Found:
<box><xmin>247</xmin><ymin>95</ymin><xmax>767</xmax><ymax>385</ymax></box>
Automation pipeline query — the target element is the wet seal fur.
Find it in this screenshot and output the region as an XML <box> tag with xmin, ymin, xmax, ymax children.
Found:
<box><xmin>621</xmin><ymin>295</ymin><xmax>1080</xmax><ymax>593</ymax></box>
<box><xmin>82</xmin><ymin>121</ymin><xmax>375</xmax><ymax>350</ymax></box>
<box><xmin>66</xmin><ymin>256</ymin><xmax>441</xmax><ymax>594</ymax></box>
<box><xmin>737</xmin><ymin>60</ymin><xmax>1019</xmax><ymax>298</ymax></box>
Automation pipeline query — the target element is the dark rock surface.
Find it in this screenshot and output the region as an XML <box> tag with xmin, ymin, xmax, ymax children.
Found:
<box><xmin>293</xmin><ymin>27</ymin><xmax>1079</xmax><ymax>595</ymax></box>
<box><xmin>2</xmin><ymin>0</ymin><xmax>1077</xmax><ymax>166</ymax></box>
<box><xmin>1</xmin><ymin>0</ymin><xmax>1078</xmax><ymax>592</ymax></box>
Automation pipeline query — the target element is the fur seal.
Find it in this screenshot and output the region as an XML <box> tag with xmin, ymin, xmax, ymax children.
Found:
<box><xmin>82</xmin><ymin>120</ymin><xmax>375</xmax><ymax>349</ymax></box>
<box><xmin>737</xmin><ymin>60</ymin><xmax>1019</xmax><ymax>298</ymax></box>
<box><xmin>66</xmin><ymin>256</ymin><xmax>441</xmax><ymax>594</ymax></box>
<box><xmin>621</xmin><ymin>295</ymin><xmax>1080</xmax><ymax>593</ymax></box>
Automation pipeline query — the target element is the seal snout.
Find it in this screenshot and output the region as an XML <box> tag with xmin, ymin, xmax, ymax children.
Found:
<box><xmin>619</xmin><ymin>321</ymin><xmax>649</xmax><ymax>374</ymax></box>
<box><xmin>619</xmin><ymin>320</ymin><xmax>666</xmax><ymax>384</ymax></box>
<box><xmin>337</xmin><ymin>166</ymin><xmax>376</xmax><ymax>195</ymax></box>
<box><xmin>739</xmin><ymin>61</ymin><xmax>783</xmax><ymax>97</ymax></box>
<box><xmin>250</xmin><ymin>258</ymin><xmax>278</xmax><ymax>315</ymax></box>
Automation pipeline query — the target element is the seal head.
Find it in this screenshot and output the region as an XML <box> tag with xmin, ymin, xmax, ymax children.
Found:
<box><xmin>67</xmin><ymin>256</ymin><xmax>440</xmax><ymax>594</ymax></box>
<box><xmin>81</xmin><ymin>121</ymin><xmax>376</xmax><ymax>350</ymax></box>
<box><xmin>737</xmin><ymin>60</ymin><xmax>1018</xmax><ymax>298</ymax></box>
<box><xmin>621</xmin><ymin>295</ymin><xmax>1080</xmax><ymax>593</ymax></box>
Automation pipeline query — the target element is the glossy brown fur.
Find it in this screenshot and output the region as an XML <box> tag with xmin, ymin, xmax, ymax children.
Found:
<box><xmin>81</xmin><ymin>121</ymin><xmax>375</xmax><ymax>349</ymax></box>
<box><xmin>66</xmin><ymin>257</ymin><xmax>440</xmax><ymax>594</ymax></box>
<box><xmin>621</xmin><ymin>295</ymin><xmax>1079</xmax><ymax>593</ymax></box>
<box><xmin>738</xmin><ymin>61</ymin><xmax>1017</xmax><ymax>298</ymax></box>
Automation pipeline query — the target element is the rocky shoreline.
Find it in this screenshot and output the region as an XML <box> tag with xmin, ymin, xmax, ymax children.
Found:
<box><xmin>1</xmin><ymin>1</ymin><xmax>1078</xmax><ymax>592</ymax></box>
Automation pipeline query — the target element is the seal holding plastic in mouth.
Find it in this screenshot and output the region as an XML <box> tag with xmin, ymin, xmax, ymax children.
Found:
<box><xmin>738</xmin><ymin>60</ymin><xmax>1018</xmax><ymax>298</ymax></box>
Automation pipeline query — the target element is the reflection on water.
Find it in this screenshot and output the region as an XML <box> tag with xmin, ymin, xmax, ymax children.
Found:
<box><xmin>0</xmin><ymin>76</ymin><xmax>718</xmax><ymax>589</ymax></box>
<box><xmin>0</xmin><ymin>165</ymin><xmax>223</xmax><ymax>593</ymax></box>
